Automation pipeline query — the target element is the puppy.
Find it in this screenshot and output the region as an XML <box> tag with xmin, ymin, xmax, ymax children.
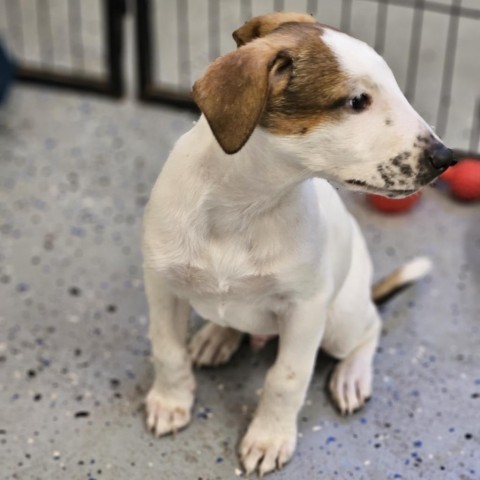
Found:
<box><xmin>142</xmin><ymin>12</ymin><xmax>456</xmax><ymax>476</ymax></box>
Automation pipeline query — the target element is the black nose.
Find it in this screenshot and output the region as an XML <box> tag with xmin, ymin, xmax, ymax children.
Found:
<box><xmin>427</xmin><ymin>143</ymin><xmax>457</xmax><ymax>170</ymax></box>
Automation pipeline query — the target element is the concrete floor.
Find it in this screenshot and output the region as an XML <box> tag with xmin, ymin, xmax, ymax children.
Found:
<box><xmin>0</xmin><ymin>85</ymin><xmax>479</xmax><ymax>480</ymax></box>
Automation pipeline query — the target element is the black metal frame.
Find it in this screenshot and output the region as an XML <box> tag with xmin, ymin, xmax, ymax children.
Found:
<box><xmin>135</xmin><ymin>0</ymin><xmax>198</xmax><ymax>111</ymax></box>
<box><xmin>5</xmin><ymin>0</ymin><xmax>478</xmax><ymax>156</ymax></box>
<box><xmin>135</xmin><ymin>0</ymin><xmax>480</xmax><ymax>157</ymax></box>
<box><xmin>10</xmin><ymin>0</ymin><xmax>126</xmax><ymax>98</ymax></box>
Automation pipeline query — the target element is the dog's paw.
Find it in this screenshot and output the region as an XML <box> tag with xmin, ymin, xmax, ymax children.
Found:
<box><xmin>189</xmin><ymin>322</ymin><xmax>243</xmax><ymax>367</ymax></box>
<box><xmin>145</xmin><ymin>386</ymin><xmax>194</xmax><ymax>437</ymax></box>
<box><xmin>240</xmin><ymin>417</ymin><xmax>297</xmax><ymax>476</ymax></box>
<box><xmin>329</xmin><ymin>357</ymin><xmax>372</xmax><ymax>415</ymax></box>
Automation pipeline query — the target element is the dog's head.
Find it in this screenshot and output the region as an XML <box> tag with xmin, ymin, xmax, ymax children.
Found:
<box><xmin>192</xmin><ymin>12</ymin><xmax>456</xmax><ymax>197</ymax></box>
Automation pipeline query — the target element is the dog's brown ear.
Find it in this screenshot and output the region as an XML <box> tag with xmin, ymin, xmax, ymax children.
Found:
<box><xmin>192</xmin><ymin>42</ymin><xmax>292</xmax><ymax>154</ymax></box>
<box><xmin>233</xmin><ymin>12</ymin><xmax>316</xmax><ymax>47</ymax></box>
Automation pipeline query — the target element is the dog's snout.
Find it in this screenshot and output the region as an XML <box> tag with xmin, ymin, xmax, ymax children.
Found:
<box><xmin>427</xmin><ymin>143</ymin><xmax>457</xmax><ymax>170</ymax></box>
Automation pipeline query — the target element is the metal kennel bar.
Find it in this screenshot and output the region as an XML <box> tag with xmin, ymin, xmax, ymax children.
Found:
<box><xmin>135</xmin><ymin>0</ymin><xmax>480</xmax><ymax>156</ymax></box>
<box><xmin>136</xmin><ymin>0</ymin><xmax>198</xmax><ymax>111</ymax></box>
<box><xmin>1</xmin><ymin>0</ymin><xmax>126</xmax><ymax>98</ymax></box>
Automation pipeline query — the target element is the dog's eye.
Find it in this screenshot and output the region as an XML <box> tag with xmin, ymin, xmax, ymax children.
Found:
<box><xmin>348</xmin><ymin>94</ymin><xmax>371</xmax><ymax>112</ymax></box>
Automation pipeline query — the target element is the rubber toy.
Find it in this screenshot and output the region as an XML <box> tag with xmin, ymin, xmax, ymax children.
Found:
<box><xmin>440</xmin><ymin>159</ymin><xmax>480</xmax><ymax>202</ymax></box>
<box><xmin>367</xmin><ymin>192</ymin><xmax>422</xmax><ymax>213</ymax></box>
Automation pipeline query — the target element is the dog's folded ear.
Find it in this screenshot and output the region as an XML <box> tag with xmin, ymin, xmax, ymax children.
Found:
<box><xmin>192</xmin><ymin>42</ymin><xmax>293</xmax><ymax>154</ymax></box>
<box><xmin>233</xmin><ymin>12</ymin><xmax>316</xmax><ymax>47</ymax></box>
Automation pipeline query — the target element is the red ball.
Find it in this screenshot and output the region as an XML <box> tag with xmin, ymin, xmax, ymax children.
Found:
<box><xmin>448</xmin><ymin>159</ymin><xmax>480</xmax><ymax>201</ymax></box>
<box><xmin>440</xmin><ymin>166</ymin><xmax>456</xmax><ymax>182</ymax></box>
<box><xmin>367</xmin><ymin>192</ymin><xmax>422</xmax><ymax>213</ymax></box>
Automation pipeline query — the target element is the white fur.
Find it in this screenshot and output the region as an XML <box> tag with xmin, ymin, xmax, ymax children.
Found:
<box><xmin>142</xmin><ymin>27</ymin><xmax>439</xmax><ymax>476</ymax></box>
<box><xmin>399</xmin><ymin>256</ymin><xmax>433</xmax><ymax>283</ymax></box>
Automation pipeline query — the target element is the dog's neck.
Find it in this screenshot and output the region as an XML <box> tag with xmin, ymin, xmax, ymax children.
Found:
<box><xmin>196</xmin><ymin>117</ymin><xmax>311</xmax><ymax>234</ymax></box>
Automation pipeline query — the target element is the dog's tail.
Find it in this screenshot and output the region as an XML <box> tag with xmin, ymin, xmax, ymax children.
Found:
<box><xmin>372</xmin><ymin>257</ymin><xmax>432</xmax><ymax>305</ymax></box>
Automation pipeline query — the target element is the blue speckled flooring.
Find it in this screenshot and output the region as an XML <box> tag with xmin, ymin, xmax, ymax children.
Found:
<box><xmin>1</xmin><ymin>86</ymin><xmax>479</xmax><ymax>480</ymax></box>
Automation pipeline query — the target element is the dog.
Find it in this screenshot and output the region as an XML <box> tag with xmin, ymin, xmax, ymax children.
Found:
<box><xmin>142</xmin><ymin>12</ymin><xmax>456</xmax><ymax>476</ymax></box>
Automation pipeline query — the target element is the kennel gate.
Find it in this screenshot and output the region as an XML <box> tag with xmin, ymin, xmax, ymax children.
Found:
<box><xmin>136</xmin><ymin>0</ymin><xmax>480</xmax><ymax>156</ymax></box>
<box><xmin>0</xmin><ymin>0</ymin><xmax>125</xmax><ymax>97</ymax></box>
<box><xmin>0</xmin><ymin>0</ymin><xmax>478</xmax><ymax>155</ymax></box>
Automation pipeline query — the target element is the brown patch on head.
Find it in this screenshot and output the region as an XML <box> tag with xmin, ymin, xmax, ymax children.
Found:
<box><xmin>192</xmin><ymin>22</ymin><xmax>349</xmax><ymax>153</ymax></box>
<box><xmin>233</xmin><ymin>12</ymin><xmax>316</xmax><ymax>47</ymax></box>
<box><xmin>260</xmin><ymin>24</ymin><xmax>349</xmax><ymax>136</ymax></box>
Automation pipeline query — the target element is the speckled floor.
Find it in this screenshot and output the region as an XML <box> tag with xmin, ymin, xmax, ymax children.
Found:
<box><xmin>1</xmin><ymin>86</ymin><xmax>479</xmax><ymax>480</ymax></box>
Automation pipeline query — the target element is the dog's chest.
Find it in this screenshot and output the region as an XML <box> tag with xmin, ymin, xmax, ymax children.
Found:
<box><xmin>165</xmin><ymin>257</ymin><xmax>281</xmax><ymax>331</ymax></box>
<box><xmin>164</xmin><ymin>244</ymin><xmax>279</xmax><ymax>300</ymax></box>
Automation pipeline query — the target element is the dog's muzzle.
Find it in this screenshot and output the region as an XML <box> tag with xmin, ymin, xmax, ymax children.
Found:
<box><xmin>426</xmin><ymin>143</ymin><xmax>457</xmax><ymax>171</ymax></box>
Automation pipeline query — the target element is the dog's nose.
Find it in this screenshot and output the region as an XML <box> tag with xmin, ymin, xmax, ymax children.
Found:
<box><xmin>427</xmin><ymin>143</ymin><xmax>457</xmax><ymax>170</ymax></box>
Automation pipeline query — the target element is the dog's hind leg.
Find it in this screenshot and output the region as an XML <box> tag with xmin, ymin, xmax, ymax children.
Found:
<box><xmin>189</xmin><ymin>321</ymin><xmax>244</xmax><ymax>367</ymax></box>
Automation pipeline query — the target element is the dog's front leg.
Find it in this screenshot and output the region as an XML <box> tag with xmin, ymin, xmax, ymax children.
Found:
<box><xmin>240</xmin><ymin>296</ymin><xmax>327</xmax><ymax>476</ymax></box>
<box><xmin>144</xmin><ymin>268</ymin><xmax>195</xmax><ymax>437</ymax></box>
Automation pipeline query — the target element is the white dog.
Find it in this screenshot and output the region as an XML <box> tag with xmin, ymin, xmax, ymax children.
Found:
<box><xmin>142</xmin><ymin>13</ymin><xmax>455</xmax><ymax>476</ymax></box>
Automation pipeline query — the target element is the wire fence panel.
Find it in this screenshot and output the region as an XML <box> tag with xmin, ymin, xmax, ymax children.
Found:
<box><xmin>0</xmin><ymin>0</ymin><xmax>477</xmax><ymax>152</ymax></box>
<box><xmin>137</xmin><ymin>0</ymin><xmax>480</xmax><ymax>154</ymax></box>
<box><xmin>0</xmin><ymin>0</ymin><xmax>125</xmax><ymax>97</ymax></box>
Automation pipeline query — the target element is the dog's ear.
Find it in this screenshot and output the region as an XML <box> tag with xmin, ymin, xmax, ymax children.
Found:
<box><xmin>192</xmin><ymin>42</ymin><xmax>292</xmax><ymax>154</ymax></box>
<box><xmin>233</xmin><ymin>12</ymin><xmax>316</xmax><ymax>47</ymax></box>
